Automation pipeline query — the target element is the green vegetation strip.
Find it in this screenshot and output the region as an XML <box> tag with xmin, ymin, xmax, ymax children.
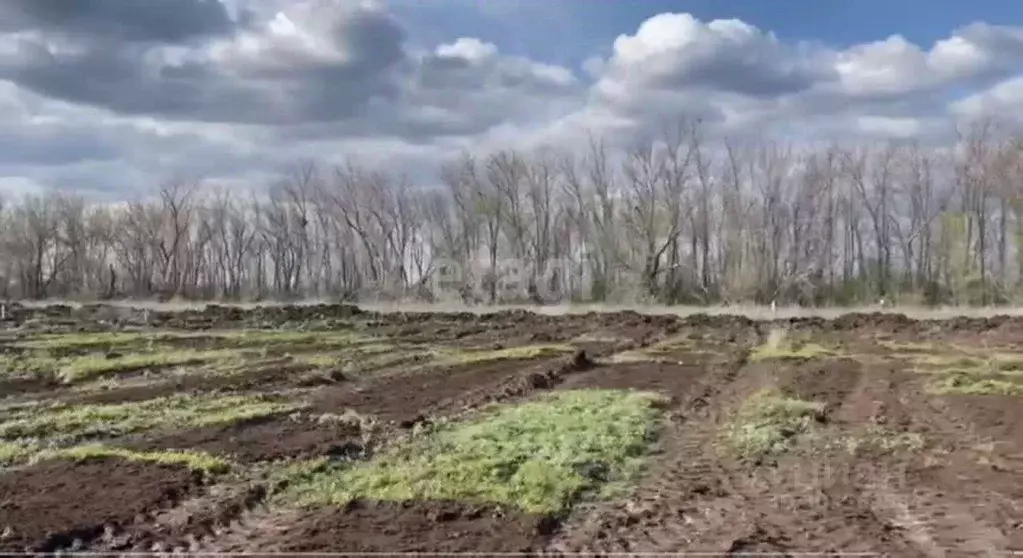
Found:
<box><xmin>2</xmin><ymin>329</ymin><xmax>400</xmax><ymax>383</ymax></box>
<box><xmin>724</xmin><ymin>388</ymin><xmax>825</xmax><ymax>464</ymax></box>
<box><xmin>840</xmin><ymin>425</ymin><xmax>925</xmax><ymax>455</ymax></box>
<box><xmin>280</xmin><ymin>389</ymin><xmax>667</xmax><ymax>514</ymax></box>
<box><xmin>0</xmin><ymin>440</ymin><xmax>36</xmax><ymax>466</ymax></box>
<box><xmin>750</xmin><ymin>342</ymin><xmax>833</xmax><ymax>362</ymax></box>
<box><xmin>0</xmin><ymin>440</ymin><xmax>229</xmax><ymax>474</ymax></box>
<box><xmin>895</xmin><ymin>349</ymin><xmax>1023</xmax><ymax>396</ymax></box>
<box><xmin>433</xmin><ymin>344</ymin><xmax>576</xmax><ymax>366</ymax></box>
<box><xmin>17</xmin><ymin>329</ymin><xmax>376</xmax><ymax>351</ymax></box>
<box><xmin>17</xmin><ymin>331</ymin><xmax>185</xmax><ymax>350</ymax></box>
<box><xmin>57</xmin><ymin>349</ymin><xmax>238</xmax><ymax>383</ymax></box>
<box><xmin>928</xmin><ymin>373</ymin><xmax>1023</xmax><ymax>396</ymax></box>
<box><xmin>749</xmin><ymin>330</ymin><xmax>834</xmax><ymax>363</ymax></box>
<box><xmin>0</xmin><ymin>348</ymin><xmax>238</xmax><ymax>383</ymax></box>
<box><xmin>0</xmin><ymin>394</ymin><xmax>301</xmax><ymax>441</ymax></box>
<box><xmin>41</xmin><ymin>445</ymin><xmax>231</xmax><ymax>474</ymax></box>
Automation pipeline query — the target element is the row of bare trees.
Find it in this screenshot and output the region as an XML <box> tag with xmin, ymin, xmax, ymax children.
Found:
<box><xmin>3</xmin><ymin>121</ymin><xmax>1023</xmax><ymax>306</ymax></box>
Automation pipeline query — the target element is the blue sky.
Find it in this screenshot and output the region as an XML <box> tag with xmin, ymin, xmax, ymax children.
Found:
<box><xmin>395</xmin><ymin>0</ymin><xmax>1023</xmax><ymax>68</ymax></box>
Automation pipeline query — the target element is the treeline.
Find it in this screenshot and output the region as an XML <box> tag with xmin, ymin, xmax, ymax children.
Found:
<box><xmin>1</xmin><ymin>120</ymin><xmax>1021</xmax><ymax>307</ymax></box>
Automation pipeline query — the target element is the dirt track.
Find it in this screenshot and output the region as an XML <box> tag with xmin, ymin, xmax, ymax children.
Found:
<box><xmin>1</xmin><ymin>304</ymin><xmax>1022</xmax><ymax>554</ymax></box>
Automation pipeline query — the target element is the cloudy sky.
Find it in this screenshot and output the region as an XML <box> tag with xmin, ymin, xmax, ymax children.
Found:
<box><xmin>1</xmin><ymin>0</ymin><xmax>1022</xmax><ymax>200</ymax></box>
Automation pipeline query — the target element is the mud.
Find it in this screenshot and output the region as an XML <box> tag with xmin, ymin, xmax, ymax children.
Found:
<box><xmin>0</xmin><ymin>457</ymin><xmax>202</xmax><ymax>553</ymax></box>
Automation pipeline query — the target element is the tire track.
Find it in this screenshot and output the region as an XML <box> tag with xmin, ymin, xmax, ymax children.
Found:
<box><xmin>837</xmin><ymin>360</ymin><xmax>1018</xmax><ymax>556</ymax></box>
<box><xmin>545</xmin><ymin>353</ymin><xmax>758</xmax><ymax>554</ymax></box>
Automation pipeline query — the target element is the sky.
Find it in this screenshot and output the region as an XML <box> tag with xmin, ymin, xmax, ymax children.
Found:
<box><xmin>1</xmin><ymin>0</ymin><xmax>1022</xmax><ymax>201</ymax></box>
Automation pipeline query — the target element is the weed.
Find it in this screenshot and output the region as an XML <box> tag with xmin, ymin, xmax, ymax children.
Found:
<box><xmin>435</xmin><ymin>344</ymin><xmax>575</xmax><ymax>366</ymax></box>
<box><xmin>841</xmin><ymin>425</ymin><xmax>926</xmax><ymax>455</ymax></box>
<box><xmin>0</xmin><ymin>354</ymin><xmax>57</xmax><ymax>379</ymax></box>
<box><xmin>724</xmin><ymin>388</ymin><xmax>825</xmax><ymax>463</ymax></box>
<box><xmin>750</xmin><ymin>342</ymin><xmax>833</xmax><ymax>362</ymax></box>
<box><xmin>278</xmin><ymin>389</ymin><xmax>667</xmax><ymax>514</ymax></box>
<box><xmin>0</xmin><ymin>394</ymin><xmax>301</xmax><ymax>441</ymax></box>
<box><xmin>58</xmin><ymin>349</ymin><xmax>237</xmax><ymax>383</ymax></box>
<box><xmin>606</xmin><ymin>351</ymin><xmax>664</xmax><ymax>364</ymax></box>
<box><xmin>876</xmin><ymin>340</ymin><xmax>939</xmax><ymax>354</ymax></box>
<box><xmin>911</xmin><ymin>354</ymin><xmax>985</xmax><ymax>369</ymax></box>
<box><xmin>18</xmin><ymin>331</ymin><xmax>159</xmax><ymax>351</ymax></box>
<box><xmin>294</xmin><ymin>354</ymin><xmax>341</xmax><ymax>368</ymax></box>
<box><xmin>993</xmin><ymin>357</ymin><xmax>1023</xmax><ymax>372</ymax></box>
<box><xmin>39</xmin><ymin>445</ymin><xmax>230</xmax><ymax>475</ymax></box>
<box><xmin>928</xmin><ymin>373</ymin><xmax>1023</xmax><ymax>396</ymax></box>
<box><xmin>749</xmin><ymin>329</ymin><xmax>833</xmax><ymax>362</ymax></box>
<box><xmin>214</xmin><ymin>330</ymin><xmax>378</xmax><ymax>350</ymax></box>
<box><xmin>0</xmin><ymin>440</ymin><xmax>37</xmax><ymax>465</ymax></box>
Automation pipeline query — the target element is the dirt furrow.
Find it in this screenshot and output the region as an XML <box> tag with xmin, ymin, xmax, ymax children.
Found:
<box><xmin>837</xmin><ymin>360</ymin><xmax>1023</xmax><ymax>555</ymax></box>
<box><xmin>545</xmin><ymin>353</ymin><xmax>753</xmax><ymax>554</ymax></box>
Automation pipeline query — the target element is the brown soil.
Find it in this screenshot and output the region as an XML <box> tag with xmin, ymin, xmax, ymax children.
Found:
<box><xmin>124</xmin><ymin>416</ymin><xmax>364</xmax><ymax>463</ymax></box>
<box><xmin>308</xmin><ymin>356</ymin><xmax>558</xmax><ymax>427</ymax></box>
<box><xmin>0</xmin><ymin>457</ymin><xmax>202</xmax><ymax>553</ymax></box>
<box><xmin>772</xmin><ymin>356</ymin><xmax>864</xmax><ymax>410</ymax></box>
<box><xmin>94</xmin><ymin>483</ymin><xmax>267</xmax><ymax>552</ymax></box>
<box><xmin>558</xmin><ymin>361</ymin><xmax>711</xmax><ymax>402</ymax></box>
<box><xmin>3</xmin><ymin>305</ymin><xmax>1023</xmax><ymax>554</ymax></box>
<box><xmin>65</xmin><ymin>360</ymin><xmax>329</xmax><ymax>405</ymax></box>
<box><xmin>195</xmin><ymin>500</ymin><xmax>552</xmax><ymax>553</ymax></box>
<box><xmin>547</xmin><ymin>347</ymin><xmax>1023</xmax><ymax>555</ymax></box>
<box><xmin>942</xmin><ymin>393</ymin><xmax>1023</xmax><ymax>453</ymax></box>
<box><xmin>0</xmin><ymin>375</ymin><xmax>62</xmax><ymax>398</ymax></box>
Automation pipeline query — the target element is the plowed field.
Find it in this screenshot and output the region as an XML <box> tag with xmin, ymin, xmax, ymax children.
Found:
<box><xmin>0</xmin><ymin>303</ymin><xmax>1021</xmax><ymax>555</ymax></box>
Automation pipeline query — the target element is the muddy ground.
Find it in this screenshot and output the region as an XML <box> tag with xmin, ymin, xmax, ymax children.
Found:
<box><xmin>0</xmin><ymin>304</ymin><xmax>1022</xmax><ymax>555</ymax></box>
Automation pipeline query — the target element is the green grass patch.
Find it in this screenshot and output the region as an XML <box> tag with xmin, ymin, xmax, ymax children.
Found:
<box><xmin>910</xmin><ymin>352</ymin><xmax>1023</xmax><ymax>376</ymax></box>
<box><xmin>214</xmin><ymin>329</ymin><xmax>379</xmax><ymax>350</ymax></box>
<box><xmin>749</xmin><ymin>329</ymin><xmax>834</xmax><ymax>362</ymax></box>
<box><xmin>911</xmin><ymin>353</ymin><xmax>983</xmax><ymax>368</ymax></box>
<box><xmin>16</xmin><ymin>329</ymin><xmax>381</xmax><ymax>356</ymax></box>
<box><xmin>992</xmin><ymin>356</ymin><xmax>1023</xmax><ymax>372</ymax></box>
<box><xmin>0</xmin><ymin>353</ymin><xmax>59</xmax><ymax>379</ymax></box>
<box><xmin>278</xmin><ymin>389</ymin><xmax>667</xmax><ymax>514</ymax></box>
<box><xmin>292</xmin><ymin>354</ymin><xmax>341</xmax><ymax>368</ymax></box>
<box><xmin>0</xmin><ymin>440</ymin><xmax>37</xmax><ymax>466</ymax></box>
<box><xmin>435</xmin><ymin>344</ymin><xmax>575</xmax><ymax>366</ymax></box>
<box><xmin>905</xmin><ymin>349</ymin><xmax>1023</xmax><ymax>396</ymax></box>
<box><xmin>0</xmin><ymin>394</ymin><xmax>301</xmax><ymax>441</ymax></box>
<box><xmin>292</xmin><ymin>343</ymin><xmax>426</xmax><ymax>375</ymax></box>
<box><xmin>750</xmin><ymin>342</ymin><xmax>833</xmax><ymax>362</ymax></box>
<box><xmin>606</xmin><ymin>351</ymin><xmax>662</xmax><ymax>364</ymax></box>
<box><xmin>39</xmin><ymin>445</ymin><xmax>230</xmax><ymax>475</ymax></box>
<box><xmin>876</xmin><ymin>340</ymin><xmax>941</xmax><ymax>354</ymax></box>
<box><xmin>57</xmin><ymin>349</ymin><xmax>239</xmax><ymax>383</ymax></box>
<box><xmin>724</xmin><ymin>388</ymin><xmax>825</xmax><ymax>464</ymax></box>
<box><xmin>17</xmin><ymin>331</ymin><xmax>160</xmax><ymax>351</ymax></box>
<box><xmin>928</xmin><ymin>373</ymin><xmax>1023</xmax><ymax>396</ymax></box>
<box><xmin>840</xmin><ymin>425</ymin><xmax>926</xmax><ymax>456</ymax></box>
<box><xmin>0</xmin><ymin>346</ymin><xmax>244</xmax><ymax>384</ymax></box>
